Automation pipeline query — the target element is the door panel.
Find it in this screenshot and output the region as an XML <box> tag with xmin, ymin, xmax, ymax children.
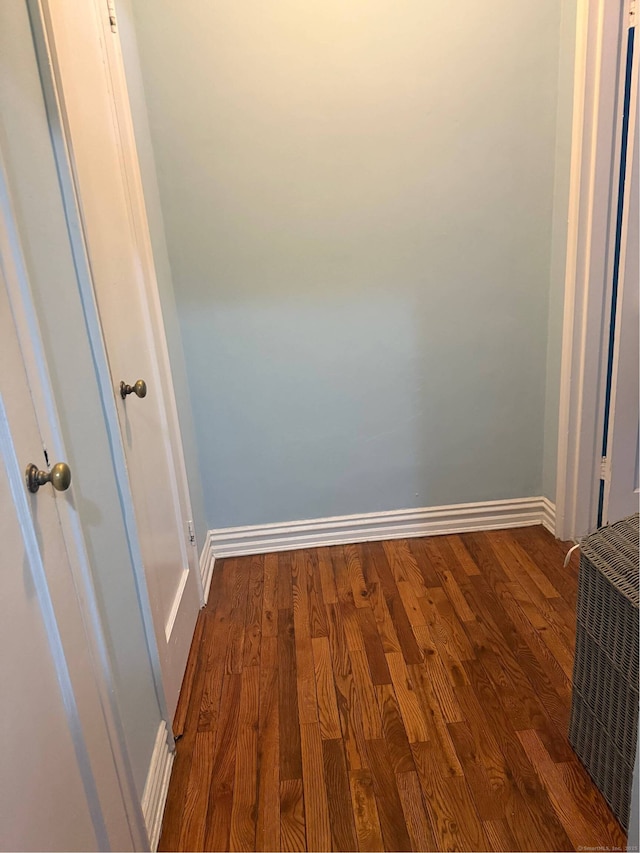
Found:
<box><xmin>0</xmin><ymin>279</ymin><xmax>106</xmax><ymax>851</ymax></box>
<box><xmin>36</xmin><ymin>0</ymin><xmax>201</xmax><ymax>719</ymax></box>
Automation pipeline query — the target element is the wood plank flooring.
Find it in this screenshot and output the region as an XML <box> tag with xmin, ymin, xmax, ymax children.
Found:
<box><xmin>159</xmin><ymin>526</ymin><xmax>627</xmax><ymax>852</ymax></box>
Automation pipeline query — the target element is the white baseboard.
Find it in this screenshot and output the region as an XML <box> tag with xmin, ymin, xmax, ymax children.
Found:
<box><xmin>540</xmin><ymin>497</ymin><xmax>556</xmax><ymax>535</ymax></box>
<box><xmin>141</xmin><ymin>721</ymin><xmax>174</xmax><ymax>851</ymax></box>
<box><xmin>208</xmin><ymin>497</ymin><xmax>557</xmax><ymax>558</ymax></box>
<box><xmin>199</xmin><ymin>533</ymin><xmax>215</xmax><ymax>603</ymax></box>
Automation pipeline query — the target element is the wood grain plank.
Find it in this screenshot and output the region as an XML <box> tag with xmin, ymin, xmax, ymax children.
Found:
<box><xmin>517</xmin><ymin>729</ymin><xmax>604</xmax><ymax>850</ymax></box>
<box><xmin>412</xmin><ymin>625</ymin><xmax>465</xmax><ymax>723</ymax></box>
<box><xmin>460</xmin><ymin>586</ymin><xmax>574</xmax><ymax>762</ymax></box>
<box><xmin>364</xmin><ymin>579</ymin><xmax>402</xmax><ymax>655</ymax></box>
<box><xmin>508</xmin><ymin>528</ymin><xmax>575</xmax><ymax>601</ymax></box>
<box><xmin>432</xmin><ymin>534</ymin><xmax>478</xmax><ymax>584</ymax></box>
<box><xmin>203</xmin><ymin>670</ymin><xmax>241</xmax><ymax>852</ymax></box>
<box><xmin>203</xmin><ymin>792</ymin><xmax>233</xmax><ymax>852</ymax></box>
<box><xmin>300</xmin><ymin>723</ymin><xmax>332</xmax><ymax>852</ymax></box>
<box><xmin>386</xmin><ymin>652</ymin><xmax>430</xmax><ymax>743</ymax></box>
<box><xmin>224</xmin><ymin>561</ymin><xmax>250</xmax><ymax>674</ymax></box>
<box><xmin>349</xmin><ymin>770</ymin><xmax>384</xmax><ymax>852</ymax></box>
<box><xmin>279</xmin><ymin>779</ymin><xmax>306</xmax><ymax>852</ymax></box>
<box><xmin>308</xmin><ymin>549</ymin><xmax>329</xmax><ymax>638</ymax></box>
<box><xmin>341</xmin><ymin>597</ymin><xmax>366</xmax><ymax>652</ymax></box>
<box><xmin>374</xmin><ymin>683</ymin><xmax>414</xmax><ymax>774</ymax></box>
<box><xmin>366</xmin><ymin>738</ymin><xmax>413</xmax><ymax>851</ymax></box>
<box><xmin>197</xmin><ymin>650</ymin><xmax>226</xmax><ymax>733</ymax></box>
<box><xmin>556</xmin><ymin>760</ymin><xmax>626</xmax><ymax>847</ymax></box>
<box><xmin>317</xmin><ymin>546</ymin><xmax>338</xmax><ymax>604</ymax></box>
<box><xmin>293</xmin><ymin>552</ymin><xmax>319</xmax><ymax>726</ymax></box>
<box><xmin>427</xmin><ymin>585</ymin><xmax>476</xmax><ymax>661</ymax></box>
<box><xmin>439</xmin><ymin>567</ymin><xmax>476</xmax><ymax>623</ymax></box>
<box><xmin>357</xmin><ymin>607</ymin><xmax>392</xmax><ymax>685</ymax></box>
<box><xmin>411</xmin><ymin>741</ymin><xmax>489</xmax><ymax>852</ymax></box>
<box><xmin>261</xmin><ymin>552</ymin><xmax>279</xmax><ymax>638</ymax></box>
<box><xmin>334</xmin><ymin>669</ymin><xmax>370</xmax><ymax>771</ymax></box>
<box><xmin>382</xmin><ymin>539</ymin><xmax>430</xmax><ymax>598</ymax></box>
<box><xmin>387</xmin><ymin>594</ymin><xmax>423</xmax><ymax>664</ymax></box>
<box><xmin>256</xmin><ymin>637</ymin><xmax>280</xmax><ymax>853</ymax></box>
<box><xmin>177</xmin><ymin>731</ymin><xmax>214</xmax><ymax>851</ymax></box>
<box><xmin>278</xmin><ymin>608</ymin><xmax>302</xmax><ymax>780</ymax></box>
<box><xmin>348</xmin><ymin>648</ymin><xmax>383</xmax><ymax>740</ymax></box>
<box><xmin>363</xmin><ymin>541</ymin><xmax>400</xmax><ymax>600</ymax></box>
<box><xmin>230</xmin><ymin>706</ymin><xmax>258</xmax><ymax>851</ymax></box>
<box><xmin>325</xmin><ymin>600</ymin><xmax>352</xmax><ymax>677</ymax></box>
<box><xmin>291</xmin><ymin>549</ymin><xmax>311</xmax><ymax>632</ymax></box>
<box><xmin>344</xmin><ymin>543</ymin><xmax>371</xmax><ymax>607</ymax></box>
<box><xmin>242</xmin><ymin>555</ymin><xmax>264</xmax><ymax>667</ymax></box>
<box><xmin>462</xmin><ymin>657</ymin><xmax>576</xmax><ymax>852</ymax></box>
<box><xmin>331</xmin><ymin>545</ymin><xmax>354</xmax><ymax>605</ymax></box>
<box><xmin>446</xmin><ymin>534</ymin><xmax>482</xmax><ymax>576</ymax></box>
<box><xmin>311</xmin><ymin>635</ymin><xmax>342</xmax><ymax>740</ymax></box>
<box><xmin>447</xmin><ymin>720</ymin><xmax>504</xmax><ymax>821</ymax></box>
<box><xmin>277</xmin><ymin>551</ymin><xmax>293</xmax><ymax>610</ymax></box>
<box><xmin>396</xmin><ymin>770</ymin><xmax>438</xmax><ymax>852</ymax></box>
<box><xmin>406</xmin><ymin>537</ymin><xmax>442</xmax><ymax>586</ymax></box>
<box><xmin>482</xmin><ymin>818</ymin><xmax>519</xmax><ymax>853</ymax></box>
<box><xmin>396</xmin><ymin>579</ymin><xmax>427</xmax><ymax>629</ymax></box>
<box><xmin>466</xmin><ymin>575</ymin><xmax>572</xmax><ymax>737</ymax></box>
<box><xmin>407</xmin><ymin>661</ymin><xmax>463</xmax><ymax>776</ymax></box>
<box><xmin>322</xmin><ymin>738</ymin><xmax>359</xmax><ymax>852</ymax></box>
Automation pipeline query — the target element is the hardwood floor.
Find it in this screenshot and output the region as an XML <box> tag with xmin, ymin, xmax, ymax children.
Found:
<box><xmin>159</xmin><ymin>526</ymin><xmax>627</xmax><ymax>852</ymax></box>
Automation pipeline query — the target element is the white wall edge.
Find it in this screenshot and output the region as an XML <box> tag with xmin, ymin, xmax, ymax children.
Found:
<box><xmin>200</xmin><ymin>533</ymin><xmax>216</xmax><ymax>604</ymax></box>
<box><xmin>208</xmin><ymin>497</ymin><xmax>558</xmax><ymax>558</ymax></box>
<box><xmin>141</xmin><ymin>721</ymin><xmax>174</xmax><ymax>852</ymax></box>
<box><xmin>555</xmin><ymin>0</ymin><xmax>627</xmax><ymax>540</ymax></box>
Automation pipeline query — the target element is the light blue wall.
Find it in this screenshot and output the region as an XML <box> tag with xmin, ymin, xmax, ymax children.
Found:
<box><xmin>129</xmin><ymin>0</ymin><xmax>570</xmax><ymax>528</ymax></box>
<box><xmin>543</xmin><ymin>1</ymin><xmax>578</xmax><ymax>502</ymax></box>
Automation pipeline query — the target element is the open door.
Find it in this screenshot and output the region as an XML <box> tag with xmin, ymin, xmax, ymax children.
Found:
<box><xmin>28</xmin><ymin>0</ymin><xmax>203</xmax><ymax>723</ymax></box>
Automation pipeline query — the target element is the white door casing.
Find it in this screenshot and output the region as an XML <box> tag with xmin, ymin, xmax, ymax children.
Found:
<box><xmin>32</xmin><ymin>0</ymin><xmax>203</xmax><ymax>721</ymax></box>
<box><xmin>556</xmin><ymin>0</ymin><xmax>636</xmax><ymax>540</ymax></box>
<box><xmin>603</xmin><ymin>51</ymin><xmax>639</xmax><ymax>524</ymax></box>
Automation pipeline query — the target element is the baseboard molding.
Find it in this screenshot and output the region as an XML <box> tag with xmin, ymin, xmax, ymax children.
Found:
<box><xmin>199</xmin><ymin>533</ymin><xmax>215</xmax><ymax>603</ymax></box>
<box><xmin>209</xmin><ymin>497</ymin><xmax>558</xmax><ymax>558</ymax></box>
<box><xmin>141</xmin><ymin>721</ymin><xmax>174</xmax><ymax>851</ymax></box>
<box><xmin>541</xmin><ymin>497</ymin><xmax>556</xmax><ymax>535</ymax></box>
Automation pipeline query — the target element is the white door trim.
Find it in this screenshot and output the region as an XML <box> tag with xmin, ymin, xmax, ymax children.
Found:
<box><xmin>0</xmin><ymin>152</ymin><xmax>148</xmax><ymax>850</ymax></box>
<box><xmin>555</xmin><ymin>0</ymin><xmax>629</xmax><ymax>540</ymax></box>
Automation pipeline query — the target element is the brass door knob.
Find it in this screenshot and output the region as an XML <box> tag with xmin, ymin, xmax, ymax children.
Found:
<box><xmin>120</xmin><ymin>379</ymin><xmax>147</xmax><ymax>400</ymax></box>
<box><xmin>26</xmin><ymin>461</ymin><xmax>72</xmax><ymax>493</ymax></box>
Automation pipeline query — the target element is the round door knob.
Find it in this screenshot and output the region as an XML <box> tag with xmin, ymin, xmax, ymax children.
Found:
<box><xmin>120</xmin><ymin>379</ymin><xmax>147</xmax><ymax>399</ymax></box>
<box><xmin>26</xmin><ymin>461</ymin><xmax>72</xmax><ymax>494</ymax></box>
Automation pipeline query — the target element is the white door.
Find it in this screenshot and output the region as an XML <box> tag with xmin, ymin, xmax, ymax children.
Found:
<box><xmin>0</xmin><ymin>274</ymin><xmax>134</xmax><ymax>851</ymax></box>
<box><xmin>603</xmin><ymin>32</ymin><xmax>639</xmax><ymax>525</ymax></box>
<box><xmin>35</xmin><ymin>0</ymin><xmax>202</xmax><ymax>720</ymax></box>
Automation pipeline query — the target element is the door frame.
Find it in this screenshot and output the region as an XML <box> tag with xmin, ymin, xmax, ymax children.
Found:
<box><xmin>0</xmin><ymin>153</ymin><xmax>149</xmax><ymax>850</ymax></box>
<box><xmin>28</xmin><ymin>0</ymin><xmax>205</xmax><ymax>720</ymax></box>
<box><xmin>555</xmin><ymin>0</ymin><xmax>634</xmax><ymax>540</ymax></box>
